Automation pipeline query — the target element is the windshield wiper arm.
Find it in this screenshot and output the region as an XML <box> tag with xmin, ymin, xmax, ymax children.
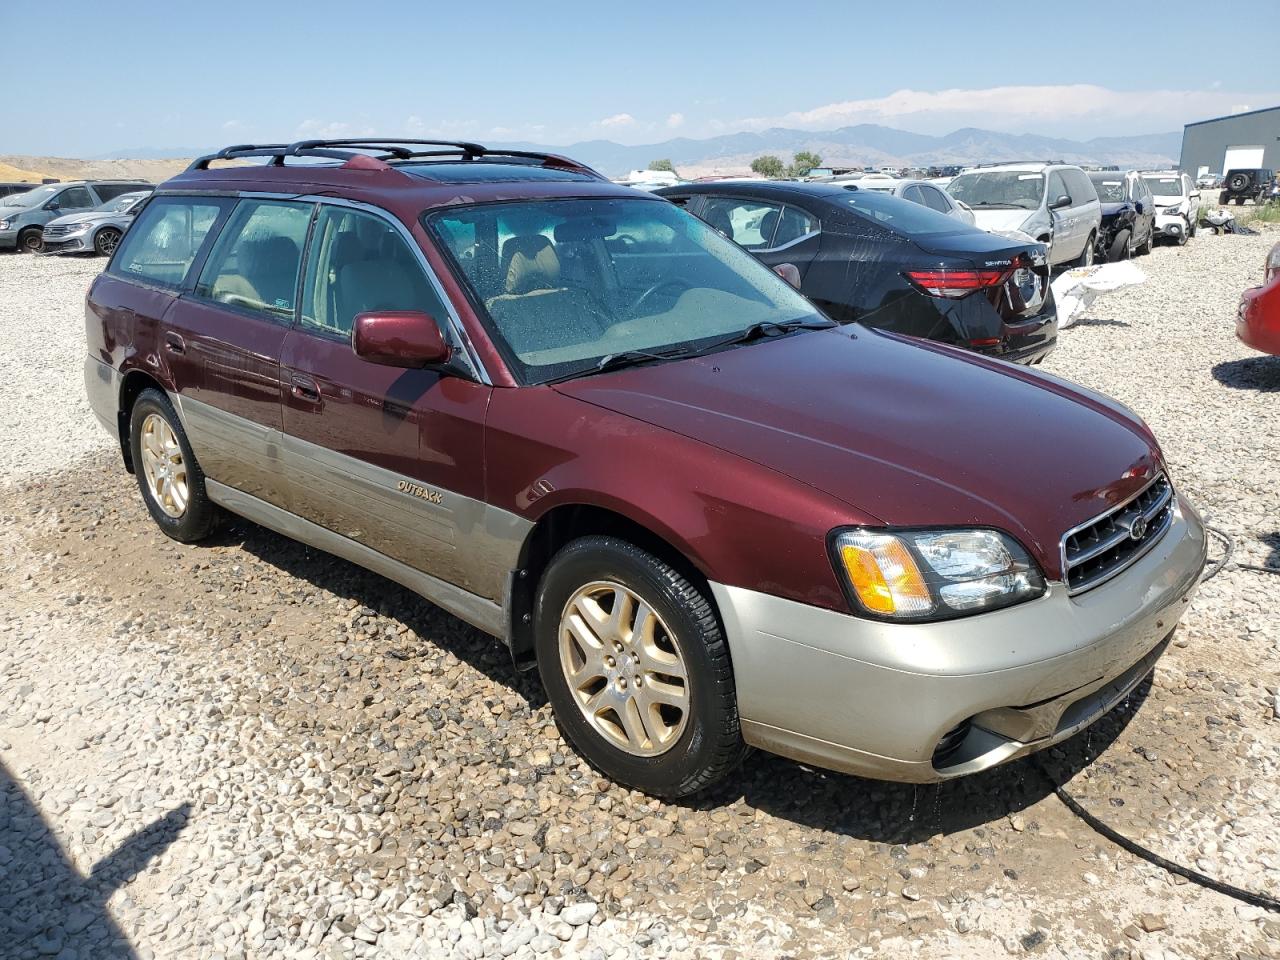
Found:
<box><xmin>702</xmin><ymin>317</ymin><xmax>837</xmax><ymax>350</ymax></box>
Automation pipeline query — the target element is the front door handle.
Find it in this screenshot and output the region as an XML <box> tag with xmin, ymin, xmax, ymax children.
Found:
<box><xmin>164</xmin><ymin>332</ymin><xmax>186</xmax><ymax>354</ymax></box>
<box><xmin>290</xmin><ymin>374</ymin><xmax>322</xmax><ymax>404</ymax></box>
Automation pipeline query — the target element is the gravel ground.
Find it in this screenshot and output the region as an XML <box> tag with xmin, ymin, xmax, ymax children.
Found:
<box><xmin>0</xmin><ymin>235</ymin><xmax>1278</xmax><ymax>960</ymax></box>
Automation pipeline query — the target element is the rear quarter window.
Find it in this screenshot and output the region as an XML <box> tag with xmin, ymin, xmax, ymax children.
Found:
<box><xmin>108</xmin><ymin>196</ymin><xmax>229</xmax><ymax>289</ymax></box>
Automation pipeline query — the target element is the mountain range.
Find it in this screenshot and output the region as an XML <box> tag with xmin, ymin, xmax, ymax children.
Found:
<box><xmin>94</xmin><ymin>124</ymin><xmax>1182</xmax><ymax>177</ymax></box>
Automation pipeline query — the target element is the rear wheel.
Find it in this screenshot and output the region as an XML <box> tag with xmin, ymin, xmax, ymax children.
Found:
<box><xmin>535</xmin><ymin>536</ymin><xmax>746</xmax><ymax>797</ymax></box>
<box><xmin>94</xmin><ymin>227</ymin><xmax>122</xmax><ymax>256</ymax></box>
<box><xmin>128</xmin><ymin>389</ymin><xmax>218</xmax><ymax>542</ymax></box>
<box><xmin>17</xmin><ymin>228</ymin><xmax>42</xmax><ymax>254</ymax></box>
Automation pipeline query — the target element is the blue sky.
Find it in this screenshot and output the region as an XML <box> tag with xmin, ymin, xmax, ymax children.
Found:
<box><xmin>7</xmin><ymin>0</ymin><xmax>1278</xmax><ymax>156</ymax></box>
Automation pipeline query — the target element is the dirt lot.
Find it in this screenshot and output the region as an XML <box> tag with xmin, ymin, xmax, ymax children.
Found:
<box><xmin>1</xmin><ymin>233</ymin><xmax>1278</xmax><ymax>960</ymax></box>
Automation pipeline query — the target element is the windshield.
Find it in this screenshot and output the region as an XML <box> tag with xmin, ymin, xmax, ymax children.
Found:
<box><xmin>947</xmin><ymin>171</ymin><xmax>1045</xmax><ymax>210</ymax></box>
<box><xmin>98</xmin><ymin>193</ymin><xmax>146</xmax><ymax>213</ymax></box>
<box><xmin>1089</xmin><ymin>176</ymin><xmax>1126</xmax><ymax>202</ymax></box>
<box><xmin>1142</xmin><ymin>176</ymin><xmax>1182</xmax><ymax>198</ymax></box>
<box><xmin>2</xmin><ymin>184</ymin><xmax>58</xmax><ymax>208</ymax></box>
<box><xmin>427</xmin><ymin>197</ymin><xmax>824</xmax><ymax>383</ymax></box>
<box><xmin>841</xmin><ymin>189</ymin><xmax>969</xmax><ymax>236</ymax></box>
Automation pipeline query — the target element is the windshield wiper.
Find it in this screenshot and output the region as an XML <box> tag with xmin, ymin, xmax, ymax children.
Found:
<box><xmin>700</xmin><ymin>317</ymin><xmax>836</xmax><ymax>351</ymax></box>
<box><xmin>541</xmin><ymin>346</ymin><xmax>694</xmax><ymax>385</ymax></box>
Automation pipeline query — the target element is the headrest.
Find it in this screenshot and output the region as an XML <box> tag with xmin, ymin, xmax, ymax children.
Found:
<box><xmin>758</xmin><ymin>210</ymin><xmax>780</xmax><ymax>247</ymax></box>
<box><xmin>501</xmin><ymin>235</ymin><xmax>561</xmax><ymax>295</ymax></box>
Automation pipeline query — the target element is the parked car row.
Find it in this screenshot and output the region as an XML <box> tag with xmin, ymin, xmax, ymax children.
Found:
<box><xmin>0</xmin><ymin>179</ymin><xmax>152</xmax><ymax>253</ymax></box>
<box><xmin>84</xmin><ymin>138</ymin><xmax>1207</xmax><ymax>797</ymax></box>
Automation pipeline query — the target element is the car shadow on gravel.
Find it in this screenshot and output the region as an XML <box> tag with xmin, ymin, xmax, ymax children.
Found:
<box><xmin>0</xmin><ymin>760</ymin><xmax>191</xmax><ymax>958</ymax></box>
<box><xmin>218</xmin><ymin>517</ymin><xmax>551</xmax><ymax>707</ymax></box>
<box><xmin>1212</xmin><ymin>356</ymin><xmax>1280</xmax><ymax>391</ymax></box>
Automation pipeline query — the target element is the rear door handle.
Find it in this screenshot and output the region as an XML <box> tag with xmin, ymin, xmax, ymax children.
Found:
<box><xmin>290</xmin><ymin>374</ymin><xmax>322</xmax><ymax>404</ymax></box>
<box><xmin>164</xmin><ymin>332</ymin><xmax>186</xmax><ymax>354</ymax></box>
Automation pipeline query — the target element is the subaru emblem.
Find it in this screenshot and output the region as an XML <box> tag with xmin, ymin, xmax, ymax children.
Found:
<box><xmin>1128</xmin><ymin>516</ymin><xmax>1148</xmax><ymax>541</ymax></box>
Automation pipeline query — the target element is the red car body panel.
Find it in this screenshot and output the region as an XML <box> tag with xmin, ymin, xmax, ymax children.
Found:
<box><xmin>1238</xmin><ymin>260</ymin><xmax>1280</xmax><ymax>356</ymax></box>
<box><xmin>553</xmin><ymin>326</ymin><xmax>1160</xmax><ymax>583</ymax></box>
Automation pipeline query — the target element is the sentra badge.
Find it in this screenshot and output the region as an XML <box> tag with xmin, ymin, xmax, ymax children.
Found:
<box><xmin>397</xmin><ymin>480</ymin><xmax>443</xmax><ymax>504</ymax></box>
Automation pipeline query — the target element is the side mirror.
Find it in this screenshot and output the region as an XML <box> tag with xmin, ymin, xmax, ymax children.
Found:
<box><xmin>45</xmin><ymin>201</ymin><xmax>60</xmax><ymax>212</ymax></box>
<box><xmin>773</xmin><ymin>262</ymin><xmax>802</xmax><ymax>288</ymax></box>
<box><xmin>352</xmin><ymin>311</ymin><xmax>450</xmax><ymax>368</ymax></box>
<box><xmin>1049</xmin><ymin>195</ymin><xmax>1072</xmax><ymax>210</ymax></box>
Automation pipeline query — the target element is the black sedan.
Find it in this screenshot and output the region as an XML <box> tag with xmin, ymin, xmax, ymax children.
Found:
<box><xmin>655</xmin><ymin>181</ymin><xmax>1056</xmax><ymax>364</ymax></box>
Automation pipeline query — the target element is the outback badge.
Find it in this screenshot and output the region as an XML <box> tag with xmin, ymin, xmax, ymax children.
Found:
<box><xmin>397</xmin><ymin>479</ymin><xmax>443</xmax><ymax>504</ymax></box>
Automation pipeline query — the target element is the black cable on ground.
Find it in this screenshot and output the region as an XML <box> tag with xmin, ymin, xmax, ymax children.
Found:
<box><xmin>1203</xmin><ymin>523</ymin><xmax>1280</xmax><ymax>580</ymax></box>
<box><xmin>1038</xmin><ymin>762</ymin><xmax>1280</xmax><ymax>912</ymax></box>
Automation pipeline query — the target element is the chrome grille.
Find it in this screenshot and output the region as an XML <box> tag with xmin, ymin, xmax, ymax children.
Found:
<box><xmin>42</xmin><ymin>224</ymin><xmax>74</xmax><ymax>238</ymax></box>
<box><xmin>1061</xmin><ymin>474</ymin><xmax>1174</xmax><ymax>594</ymax></box>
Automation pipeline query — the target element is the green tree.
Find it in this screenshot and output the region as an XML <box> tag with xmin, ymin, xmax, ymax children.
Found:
<box><xmin>750</xmin><ymin>155</ymin><xmax>785</xmax><ymax>178</ymax></box>
<box><xmin>788</xmin><ymin>151</ymin><xmax>823</xmax><ymax>178</ymax></box>
<box><xmin>648</xmin><ymin>159</ymin><xmax>676</xmax><ymax>173</ymax></box>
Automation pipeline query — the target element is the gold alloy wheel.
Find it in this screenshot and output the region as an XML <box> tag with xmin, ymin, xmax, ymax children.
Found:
<box><xmin>558</xmin><ymin>581</ymin><xmax>690</xmax><ymax>757</ymax></box>
<box><xmin>139</xmin><ymin>413</ymin><xmax>189</xmax><ymax>519</ymax></box>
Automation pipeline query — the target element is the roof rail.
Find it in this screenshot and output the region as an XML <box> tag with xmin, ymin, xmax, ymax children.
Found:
<box><xmin>186</xmin><ymin>138</ymin><xmax>604</xmax><ymax>178</ymax></box>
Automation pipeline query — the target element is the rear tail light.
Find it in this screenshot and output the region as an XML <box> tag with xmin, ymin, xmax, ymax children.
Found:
<box><xmin>905</xmin><ymin>266</ymin><xmax>1015</xmax><ymax>299</ymax></box>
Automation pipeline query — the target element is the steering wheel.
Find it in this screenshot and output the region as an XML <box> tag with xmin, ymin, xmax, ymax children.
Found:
<box><xmin>629</xmin><ymin>278</ymin><xmax>693</xmax><ymax>317</ymax></box>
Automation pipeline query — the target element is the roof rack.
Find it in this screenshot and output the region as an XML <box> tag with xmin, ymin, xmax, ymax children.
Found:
<box><xmin>186</xmin><ymin>139</ymin><xmax>603</xmax><ymax>178</ymax></box>
<box><xmin>965</xmin><ymin>160</ymin><xmax>1067</xmax><ymax>169</ymax></box>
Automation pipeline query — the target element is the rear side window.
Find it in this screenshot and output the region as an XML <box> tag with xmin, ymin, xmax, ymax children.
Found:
<box><xmin>195</xmin><ymin>199</ymin><xmax>313</xmax><ymax>321</ymax></box>
<box><xmin>699</xmin><ymin>197</ymin><xmax>783</xmax><ymax>249</ymax></box>
<box><xmin>95</xmin><ymin>183</ymin><xmax>149</xmax><ymax>202</ymax></box>
<box><xmin>300</xmin><ymin>206</ymin><xmax>446</xmax><ymax>338</ymax></box>
<box><xmin>109</xmin><ymin>196</ymin><xmax>226</xmax><ymax>289</ymax></box>
<box><xmin>772</xmin><ymin>205</ymin><xmax>819</xmax><ymax>246</ymax></box>
<box><xmin>919</xmin><ymin>186</ymin><xmax>951</xmax><ymax>213</ymax></box>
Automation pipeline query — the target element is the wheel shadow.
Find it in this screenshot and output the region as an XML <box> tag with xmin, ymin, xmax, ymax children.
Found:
<box><xmin>1212</xmin><ymin>356</ymin><xmax>1280</xmax><ymax>392</ymax></box>
<box><xmin>0</xmin><ymin>759</ymin><xmax>191</xmax><ymax>957</ymax></box>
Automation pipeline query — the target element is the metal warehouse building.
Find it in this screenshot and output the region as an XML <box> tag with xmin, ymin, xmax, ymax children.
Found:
<box><xmin>1179</xmin><ymin>105</ymin><xmax>1280</xmax><ymax>177</ymax></box>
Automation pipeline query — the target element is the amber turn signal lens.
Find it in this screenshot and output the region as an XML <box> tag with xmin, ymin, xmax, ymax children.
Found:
<box><xmin>838</xmin><ymin>537</ymin><xmax>932</xmax><ymax>616</ymax></box>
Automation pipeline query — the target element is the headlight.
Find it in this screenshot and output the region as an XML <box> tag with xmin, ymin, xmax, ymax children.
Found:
<box><xmin>66</xmin><ymin>221</ymin><xmax>92</xmax><ymax>232</ymax></box>
<box><xmin>832</xmin><ymin>528</ymin><xmax>1045</xmax><ymax>621</ymax></box>
<box><xmin>0</xmin><ymin>219</ymin><xmax>12</xmax><ymax>230</ymax></box>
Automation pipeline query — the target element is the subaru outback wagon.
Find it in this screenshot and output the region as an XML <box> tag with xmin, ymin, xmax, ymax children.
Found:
<box><xmin>85</xmin><ymin>139</ymin><xmax>1208</xmax><ymax>797</ymax></box>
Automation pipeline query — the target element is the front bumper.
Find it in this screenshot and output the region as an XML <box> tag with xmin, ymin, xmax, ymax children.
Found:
<box><xmin>711</xmin><ymin>494</ymin><xmax>1207</xmax><ymax>783</ymax></box>
<box><xmin>1154</xmin><ymin>213</ymin><xmax>1186</xmax><ymax>238</ymax></box>
<box><xmin>41</xmin><ymin>235</ymin><xmax>93</xmax><ymax>254</ymax></box>
<box><xmin>1238</xmin><ymin>282</ymin><xmax>1280</xmax><ymax>356</ymax></box>
<box><xmin>0</xmin><ymin>227</ymin><xmax>17</xmax><ymax>250</ymax></box>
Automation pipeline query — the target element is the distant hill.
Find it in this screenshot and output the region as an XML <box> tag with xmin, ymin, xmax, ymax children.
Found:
<box><xmin>31</xmin><ymin>124</ymin><xmax>1183</xmax><ymax>183</ymax></box>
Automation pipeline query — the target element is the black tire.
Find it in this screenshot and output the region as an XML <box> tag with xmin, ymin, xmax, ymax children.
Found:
<box><xmin>534</xmin><ymin>536</ymin><xmax>746</xmax><ymax>797</ymax></box>
<box><xmin>94</xmin><ymin>227</ymin><xmax>122</xmax><ymax>257</ymax></box>
<box><xmin>128</xmin><ymin>388</ymin><xmax>218</xmax><ymax>542</ymax></box>
<box><xmin>1188</xmin><ymin>216</ymin><xmax>1198</xmax><ymax>238</ymax></box>
<box><xmin>1227</xmin><ymin>171</ymin><xmax>1252</xmax><ymax>193</ymax></box>
<box><xmin>1107</xmin><ymin>229</ymin><xmax>1132</xmax><ymax>262</ymax></box>
<box><xmin>1137</xmin><ymin>227</ymin><xmax>1153</xmax><ymax>254</ymax></box>
<box><xmin>17</xmin><ymin>227</ymin><xmax>42</xmax><ymax>254</ymax></box>
<box><xmin>1077</xmin><ymin>232</ymin><xmax>1096</xmax><ymax>267</ymax></box>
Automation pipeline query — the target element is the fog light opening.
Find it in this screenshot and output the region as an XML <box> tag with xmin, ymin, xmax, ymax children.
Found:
<box><xmin>932</xmin><ymin>719</ymin><xmax>972</xmax><ymax>767</ymax></box>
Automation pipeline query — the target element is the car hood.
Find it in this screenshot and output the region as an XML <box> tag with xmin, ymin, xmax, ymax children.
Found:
<box><xmin>968</xmin><ymin>208</ymin><xmax>1037</xmax><ymax>233</ymax></box>
<box><xmin>553</xmin><ymin>327</ymin><xmax>1162</xmax><ymax>579</ymax></box>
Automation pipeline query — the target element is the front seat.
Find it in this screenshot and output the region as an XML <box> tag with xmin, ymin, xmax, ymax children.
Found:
<box><xmin>756</xmin><ymin>209</ymin><xmax>779</xmax><ymax>248</ymax></box>
<box><xmin>486</xmin><ymin>235</ymin><xmax>600</xmax><ymax>355</ymax></box>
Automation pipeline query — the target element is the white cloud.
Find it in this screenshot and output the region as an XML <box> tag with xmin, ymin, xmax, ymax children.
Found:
<box><xmin>734</xmin><ymin>85</ymin><xmax>1280</xmax><ymax>136</ymax></box>
<box><xmin>222</xmin><ymin>119</ymin><xmax>242</xmax><ymax>131</ymax></box>
<box><xmin>666</xmin><ymin>112</ymin><xmax>685</xmax><ymax>129</ymax></box>
<box><xmin>295</xmin><ymin>119</ymin><xmax>375</xmax><ymax>139</ymax></box>
<box><xmin>599</xmin><ymin>113</ymin><xmax>635</xmax><ymax>128</ymax></box>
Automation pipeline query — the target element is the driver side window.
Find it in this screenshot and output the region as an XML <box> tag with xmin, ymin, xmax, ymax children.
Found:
<box><xmin>1047</xmin><ymin>172</ymin><xmax>1069</xmax><ymax>206</ymax></box>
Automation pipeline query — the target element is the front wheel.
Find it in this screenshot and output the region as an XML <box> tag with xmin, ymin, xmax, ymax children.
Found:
<box><xmin>128</xmin><ymin>389</ymin><xmax>218</xmax><ymax>542</ymax></box>
<box><xmin>1107</xmin><ymin>229</ymin><xmax>1132</xmax><ymax>262</ymax></box>
<box><xmin>94</xmin><ymin>227</ymin><xmax>122</xmax><ymax>256</ymax></box>
<box><xmin>1078</xmin><ymin>233</ymin><xmax>1096</xmax><ymax>267</ymax></box>
<box><xmin>535</xmin><ymin>536</ymin><xmax>746</xmax><ymax>797</ymax></box>
<box><xmin>17</xmin><ymin>228</ymin><xmax>42</xmax><ymax>254</ymax></box>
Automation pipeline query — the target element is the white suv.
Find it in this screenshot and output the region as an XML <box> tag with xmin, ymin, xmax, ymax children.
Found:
<box><xmin>945</xmin><ymin>162</ymin><xmax>1102</xmax><ymax>268</ymax></box>
<box><xmin>1141</xmin><ymin>171</ymin><xmax>1200</xmax><ymax>246</ymax></box>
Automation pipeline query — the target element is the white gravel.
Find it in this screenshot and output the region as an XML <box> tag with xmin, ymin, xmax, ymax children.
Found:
<box><xmin>0</xmin><ymin>252</ymin><xmax>112</xmax><ymax>485</ymax></box>
<box><xmin>1</xmin><ymin>231</ymin><xmax>1278</xmax><ymax>960</ymax></box>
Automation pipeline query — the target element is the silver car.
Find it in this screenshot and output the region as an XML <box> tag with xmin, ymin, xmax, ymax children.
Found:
<box><xmin>42</xmin><ymin>190</ymin><xmax>153</xmax><ymax>256</ymax></box>
<box><xmin>946</xmin><ymin>163</ymin><xmax>1102</xmax><ymax>268</ymax></box>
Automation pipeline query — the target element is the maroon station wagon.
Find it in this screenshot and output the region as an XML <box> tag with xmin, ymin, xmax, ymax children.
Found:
<box><xmin>85</xmin><ymin>139</ymin><xmax>1208</xmax><ymax>797</ymax></box>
